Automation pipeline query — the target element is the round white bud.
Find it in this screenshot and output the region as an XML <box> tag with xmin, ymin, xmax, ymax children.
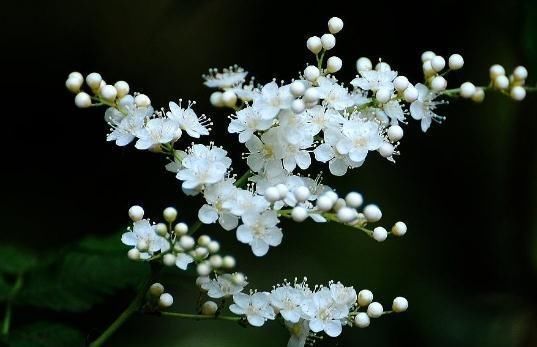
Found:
<box><xmin>179</xmin><ymin>235</ymin><xmax>195</xmax><ymax>250</ymax></box>
<box><xmin>448</xmin><ymin>54</ymin><xmax>464</xmax><ymax>70</ymax></box>
<box><xmin>345</xmin><ymin>192</ymin><xmax>363</xmax><ymax>208</ymax></box>
<box><xmin>430</xmin><ymin>76</ymin><xmax>447</xmax><ymax>91</ymax></box>
<box><xmin>65</xmin><ymin>77</ymin><xmax>83</xmax><ymax>93</ymax></box>
<box><xmin>328</xmin><ymin>17</ymin><xmax>344</xmax><ymax>34</ymax></box>
<box><xmin>494</xmin><ymin>75</ymin><xmax>509</xmax><ymax>90</ymax></box>
<box><xmin>358</xmin><ymin>289</ymin><xmax>374</xmax><ymax>306</ymax></box>
<box><xmin>264</xmin><ymin>186</ymin><xmax>281</xmax><ymax>202</ymax></box>
<box><xmin>391</xmin><ymin>221</ymin><xmax>407</xmax><ymax>236</ymax></box>
<box><xmin>174</xmin><ymin>222</ymin><xmax>188</xmax><ymax>235</ymax></box>
<box><xmin>421</xmin><ymin>51</ymin><xmax>436</xmax><ymax>62</ymax></box>
<box><xmin>68</xmin><ymin>71</ymin><xmax>84</xmax><ymax>81</ymax></box>
<box><xmin>136</xmin><ymin>239</ymin><xmax>149</xmax><ymax>252</ymax></box>
<box><xmin>489</xmin><ymin>64</ymin><xmax>506</xmax><ymax>79</ymax></box>
<box><xmin>337</xmin><ymin>207</ymin><xmax>357</xmax><ymax>223</ymax></box>
<box><xmin>333</xmin><ymin>198</ymin><xmax>346</xmax><ymax>212</ymax></box>
<box><xmin>114</xmin><ymin>81</ymin><xmax>130</xmax><ymax>98</ymax></box>
<box><xmin>222</xmin><ymin>255</ymin><xmax>236</xmax><ymax>269</ymax></box>
<box><xmin>422</xmin><ymin>60</ymin><xmax>434</xmax><ymax>76</ymax></box>
<box><xmin>275</xmin><ymin>183</ymin><xmax>289</xmax><ymax>199</ymax></box>
<box><xmin>201</xmin><ymin>301</ymin><xmax>218</xmax><ymax>316</ymax></box>
<box><xmin>316</xmin><ymin>195</ymin><xmax>334</xmax><ymax>211</ymax></box>
<box><xmin>128</xmin><ymin>205</ymin><xmax>144</xmax><ymax>222</ymax></box>
<box><xmin>324</xmin><ymin>191</ymin><xmax>339</xmax><ymax>204</ymax></box>
<box><xmin>378</xmin><ymin>143</ymin><xmax>394</xmax><ymax>158</ymax></box>
<box><xmin>431</xmin><ymin>55</ymin><xmax>446</xmax><ymax>72</ymax></box>
<box><xmin>155</xmin><ymin>223</ymin><xmax>168</xmax><ymax>236</ymax></box>
<box><xmin>222</xmin><ymin>90</ymin><xmax>237</xmax><ymax>107</ymax></box>
<box><xmin>326</xmin><ymin>56</ymin><xmax>343</xmax><ymax>73</ymax></box>
<box><xmin>367</xmin><ymin>302</ymin><xmax>384</xmax><ymax>318</ymax></box>
<box><xmin>149</xmin><ymin>283</ymin><xmax>164</xmax><ymax>297</ymax></box>
<box><xmin>74</xmin><ymin>92</ymin><xmax>92</xmax><ymax>108</ymax></box>
<box><xmin>363</xmin><ymin>204</ymin><xmax>382</xmax><ymax>222</ymax></box>
<box><xmin>387</xmin><ymin>125</ymin><xmax>404</xmax><ymax>142</ymax></box>
<box><xmin>134</xmin><ymin>94</ymin><xmax>151</xmax><ymax>107</ymax></box>
<box><xmin>304</xmin><ymin>65</ymin><xmax>320</xmax><ymax>82</ymax></box>
<box><xmin>163</xmin><ymin>253</ymin><xmax>176</xmax><ymax>267</ymax></box>
<box><xmin>372</xmin><ymin>227</ymin><xmax>388</xmax><ymax>242</ymax></box>
<box><xmin>393</xmin><ymin>76</ymin><xmax>409</xmax><ymax>92</ymax></box>
<box><xmin>403</xmin><ymin>86</ymin><xmax>418</xmax><ymax>102</ymax></box>
<box><xmin>163</xmin><ymin>207</ymin><xmax>177</xmax><ymax>223</ymax></box>
<box><xmin>375</xmin><ymin>62</ymin><xmax>391</xmax><ymax>72</ymax></box>
<box><xmin>293</xmin><ymin>186</ymin><xmax>311</xmax><ymax>202</ymax></box>
<box><xmin>197</xmin><ymin>235</ymin><xmax>211</xmax><ymax>247</ymax></box>
<box><xmin>303</xmin><ymin>87</ymin><xmax>320</xmax><ymax>103</ymax></box>
<box><xmin>354</xmin><ymin>312</ymin><xmax>371</xmax><ymax>328</ymax></box>
<box><xmin>209</xmin><ymin>255</ymin><xmax>223</xmax><ymax>268</ymax></box>
<box><xmin>392</xmin><ymin>297</ymin><xmax>409</xmax><ymax>313</ymax></box>
<box><xmin>375</xmin><ymin>88</ymin><xmax>392</xmax><ymax>103</ymax></box>
<box><xmin>207</xmin><ymin>240</ymin><xmax>220</xmax><ymax>254</ymax></box>
<box><xmin>510</xmin><ymin>86</ymin><xmax>526</xmax><ymax>101</ymax></box>
<box><xmin>306</xmin><ymin>36</ymin><xmax>322</xmax><ymax>54</ymax></box>
<box><xmin>356</xmin><ymin>57</ymin><xmax>373</xmax><ymax>72</ymax></box>
<box><xmin>196</xmin><ymin>262</ymin><xmax>212</xmax><ymax>276</ymax></box>
<box><xmin>232</xmin><ymin>272</ymin><xmax>246</xmax><ymax>285</ymax></box>
<box><xmin>291</xmin><ymin>206</ymin><xmax>308</xmax><ymax>222</ymax></box>
<box><xmin>158</xmin><ymin>293</ymin><xmax>174</xmax><ymax>308</ymax></box>
<box><xmin>472</xmin><ymin>88</ymin><xmax>485</xmax><ymax>103</ymax></box>
<box><xmin>86</xmin><ymin>72</ymin><xmax>102</xmax><ymax>89</ymax></box>
<box><xmin>291</xmin><ymin>99</ymin><xmax>306</xmax><ymax>114</ymax></box>
<box><xmin>459</xmin><ymin>82</ymin><xmax>476</xmax><ymax>98</ymax></box>
<box><xmin>127</xmin><ymin>248</ymin><xmax>140</xmax><ymax>261</ymax></box>
<box><xmin>210</xmin><ymin>91</ymin><xmax>224</xmax><ymax>107</ymax></box>
<box><xmin>513</xmin><ymin>66</ymin><xmax>528</xmax><ymax>81</ymax></box>
<box><xmin>195</xmin><ymin>247</ymin><xmax>209</xmax><ymax>258</ymax></box>
<box><xmin>320</xmin><ymin>33</ymin><xmax>336</xmax><ymax>50</ymax></box>
<box><xmin>290</xmin><ymin>81</ymin><xmax>306</xmax><ymax>97</ymax></box>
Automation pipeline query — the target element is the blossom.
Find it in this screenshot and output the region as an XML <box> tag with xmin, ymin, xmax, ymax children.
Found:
<box><xmin>300</xmin><ymin>288</ymin><xmax>348</xmax><ymax>337</ymax></box>
<box><xmin>270</xmin><ymin>286</ymin><xmax>306</xmax><ymax>323</ymax></box>
<box><xmin>106</xmin><ymin>104</ymin><xmax>153</xmax><ymax>146</ymax></box>
<box><xmin>203</xmin><ymin>66</ymin><xmax>248</xmax><ymax>88</ymax></box>
<box><xmin>222</xmin><ymin>188</ymin><xmax>270</xmax><ymax>217</ymax></box>
<box><xmin>201</xmin><ymin>273</ymin><xmax>247</xmax><ymax>298</ymax></box>
<box><xmin>135</xmin><ymin>118</ymin><xmax>180</xmax><ymax>150</ymax></box>
<box><xmin>409</xmin><ymin>83</ymin><xmax>445</xmax><ymax>132</ymax></box>
<box><xmin>252</xmin><ymin>82</ymin><xmax>293</xmax><ymax>120</ymax></box>
<box><xmin>316</xmin><ymin>76</ymin><xmax>354</xmax><ymax>110</ymax></box>
<box><xmin>230</xmin><ymin>292</ymin><xmax>275</xmax><ymax>327</ymax></box>
<box><xmin>167</xmin><ymin>101</ymin><xmax>210</xmax><ymax>138</ymax></box>
<box><xmin>236</xmin><ymin>210</ymin><xmax>283</xmax><ymax>256</ymax></box>
<box><xmin>335</xmin><ymin>118</ymin><xmax>383</xmax><ymax>163</ymax></box>
<box><xmin>305</xmin><ymin>106</ymin><xmax>345</xmax><ymax>135</ymax></box>
<box><xmin>351</xmin><ymin>68</ymin><xmax>397</xmax><ymax>92</ymax></box>
<box><xmin>285</xmin><ymin>319</ymin><xmax>310</xmax><ymax>347</ymax></box>
<box><xmin>121</xmin><ymin>219</ymin><xmax>169</xmax><ymax>259</ymax></box>
<box><xmin>228</xmin><ymin>107</ymin><xmax>273</xmax><ymax>143</ymax></box>
<box><xmin>175</xmin><ymin>253</ymin><xmax>194</xmax><ymax>270</ymax></box>
<box><xmin>176</xmin><ymin>144</ymin><xmax>232</xmax><ymax>191</ymax></box>
<box><xmin>245</xmin><ymin>131</ymin><xmax>284</xmax><ymax>177</ymax></box>
<box><xmin>198</xmin><ymin>179</ymin><xmax>239</xmax><ymax>230</ymax></box>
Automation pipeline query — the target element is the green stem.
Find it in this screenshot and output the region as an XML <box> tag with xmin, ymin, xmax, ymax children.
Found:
<box><xmin>160</xmin><ymin>311</ymin><xmax>240</xmax><ymax>322</ymax></box>
<box><xmin>1</xmin><ymin>302</ymin><xmax>12</xmax><ymax>336</ymax></box>
<box><xmin>1</xmin><ymin>273</ymin><xmax>23</xmax><ymax>337</ymax></box>
<box><xmin>89</xmin><ymin>265</ymin><xmax>159</xmax><ymax>347</ymax></box>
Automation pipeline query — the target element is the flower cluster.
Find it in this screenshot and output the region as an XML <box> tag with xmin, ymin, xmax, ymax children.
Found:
<box><xmin>65</xmin><ymin>15</ymin><xmax>534</xmax><ymax>347</ymax></box>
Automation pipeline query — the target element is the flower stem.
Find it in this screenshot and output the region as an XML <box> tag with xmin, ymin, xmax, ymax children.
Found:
<box><xmin>1</xmin><ymin>273</ymin><xmax>23</xmax><ymax>337</ymax></box>
<box><xmin>160</xmin><ymin>311</ymin><xmax>241</xmax><ymax>322</ymax></box>
<box><xmin>89</xmin><ymin>264</ymin><xmax>160</xmax><ymax>347</ymax></box>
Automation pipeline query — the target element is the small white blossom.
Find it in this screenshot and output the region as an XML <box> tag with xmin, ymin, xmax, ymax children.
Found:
<box><xmin>201</xmin><ymin>273</ymin><xmax>248</xmax><ymax>298</ymax></box>
<box><xmin>236</xmin><ymin>210</ymin><xmax>283</xmax><ymax>256</ymax></box>
<box><xmin>228</xmin><ymin>107</ymin><xmax>273</xmax><ymax>143</ymax></box>
<box><xmin>121</xmin><ymin>219</ymin><xmax>169</xmax><ymax>259</ymax></box>
<box><xmin>252</xmin><ymin>82</ymin><xmax>294</xmax><ymax>120</ymax></box>
<box><xmin>177</xmin><ymin>144</ymin><xmax>232</xmax><ymax>191</ymax></box>
<box><xmin>167</xmin><ymin>101</ymin><xmax>210</xmax><ymax>138</ymax></box>
<box><xmin>230</xmin><ymin>292</ymin><xmax>276</xmax><ymax>327</ymax></box>
<box><xmin>409</xmin><ymin>83</ymin><xmax>445</xmax><ymax>132</ymax></box>
<box><xmin>135</xmin><ymin>118</ymin><xmax>180</xmax><ymax>150</ymax></box>
<box><xmin>203</xmin><ymin>66</ymin><xmax>248</xmax><ymax>88</ymax></box>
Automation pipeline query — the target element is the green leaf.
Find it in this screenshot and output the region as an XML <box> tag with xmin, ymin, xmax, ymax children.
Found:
<box><xmin>9</xmin><ymin>321</ymin><xmax>84</xmax><ymax>347</ymax></box>
<box><xmin>0</xmin><ymin>246</ymin><xmax>37</xmax><ymax>275</ymax></box>
<box><xmin>16</xmin><ymin>233</ymin><xmax>148</xmax><ymax>312</ymax></box>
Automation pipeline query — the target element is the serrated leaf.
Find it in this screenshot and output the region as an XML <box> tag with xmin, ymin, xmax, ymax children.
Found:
<box><xmin>0</xmin><ymin>246</ymin><xmax>37</xmax><ymax>275</ymax></box>
<box><xmin>16</xmin><ymin>233</ymin><xmax>148</xmax><ymax>312</ymax></box>
<box><xmin>9</xmin><ymin>321</ymin><xmax>84</xmax><ymax>347</ymax></box>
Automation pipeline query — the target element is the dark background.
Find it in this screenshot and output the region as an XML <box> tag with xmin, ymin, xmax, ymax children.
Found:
<box><xmin>2</xmin><ymin>0</ymin><xmax>537</xmax><ymax>346</ymax></box>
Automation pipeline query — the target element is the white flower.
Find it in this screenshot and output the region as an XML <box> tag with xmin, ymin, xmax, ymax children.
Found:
<box><xmin>335</xmin><ymin>118</ymin><xmax>383</xmax><ymax>163</ymax></box>
<box><xmin>382</xmin><ymin>100</ymin><xmax>405</xmax><ymax>125</ymax></box>
<box><xmin>230</xmin><ymin>292</ymin><xmax>275</xmax><ymax>327</ymax></box>
<box><xmin>175</xmin><ymin>253</ymin><xmax>194</xmax><ymax>270</ymax></box>
<box><xmin>167</xmin><ymin>101</ymin><xmax>210</xmax><ymax>138</ymax></box>
<box><xmin>198</xmin><ymin>179</ymin><xmax>239</xmax><ymax>231</ymax></box>
<box><xmin>351</xmin><ymin>69</ymin><xmax>397</xmax><ymax>92</ymax></box>
<box><xmin>270</xmin><ymin>286</ymin><xmax>306</xmax><ymax>323</ymax></box>
<box><xmin>285</xmin><ymin>319</ymin><xmax>310</xmax><ymax>347</ymax></box>
<box><xmin>314</xmin><ymin>127</ymin><xmax>364</xmax><ymax>176</ymax></box>
<box><xmin>106</xmin><ymin>104</ymin><xmax>153</xmax><ymax>146</ymax></box>
<box><xmin>121</xmin><ymin>219</ymin><xmax>169</xmax><ymax>259</ymax></box>
<box><xmin>409</xmin><ymin>83</ymin><xmax>445</xmax><ymax>132</ymax></box>
<box><xmin>300</xmin><ymin>288</ymin><xmax>347</xmax><ymax>337</ymax></box>
<box><xmin>135</xmin><ymin>118</ymin><xmax>180</xmax><ymax>150</ymax></box>
<box><xmin>222</xmin><ymin>188</ymin><xmax>270</xmax><ymax>217</ymax></box>
<box><xmin>305</xmin><ymin>106</ymin><xmax>345</xmax><ymax>135</ymax></box>
<box><xmin>316</xmin><ymin>77</ymin><xmax>354</xmax><ymax>111</ymax></box>
<box><xmin>203</xmin><ymin>66</ymin><xmax>248</xmax><ymax>88</ymax></box>
<box><xmin>329</xmin><ymin>282</ymin><xmax>357</xmax><ymax>310</ymax></box>
<box><xmin>236</xmin><ymin>210</ymin><xmax>283</xmax><ymax>256</ymax></box>
<box><xmin>201</xmin><ymin>273</ymin><xmax>248</xmax><ymax>298</ymax></box>
<box><xmin>177</xmin><ymin>144</ymin><xmax>232</xmax><ymax>191</ymax></box>
<box><xmin>252</xmin><ymin>82</ymin><xmax>294</xmax><ymax>120</ymax></box>
<box><xmin>228</xmin><ymin>107</ymin><xmax>273</xmax><ymax>143</ymax></box>
<box><xmin>245</xmin><ymin>131</ymin><xmax>284</xmax><ymax>177</ymax></box>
